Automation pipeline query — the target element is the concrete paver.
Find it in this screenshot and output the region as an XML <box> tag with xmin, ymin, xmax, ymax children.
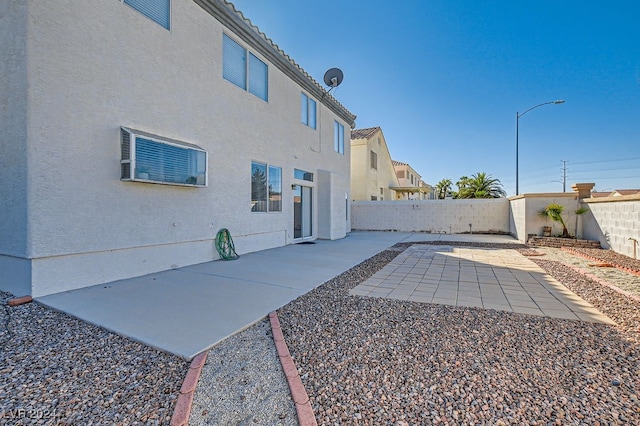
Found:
<box><xmin>350</xmin><ymin>244</ymin><xmax>615</xmax><ymax>325</ymax></box>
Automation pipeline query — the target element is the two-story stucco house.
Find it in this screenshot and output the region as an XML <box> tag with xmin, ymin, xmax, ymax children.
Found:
<box><xmin>350</xmin><ymin>127</ymin><xmax>400</xmax><ymax>201</ymax></box>
<box><xmin>0</xmin><ymin>0</ymin><xmax>356</xmax><ymax>297</ymax></box>
<box><xmin>392</xmin><ymin>160</ymin><xmax>433</xmax><ymax>200</ymax></box>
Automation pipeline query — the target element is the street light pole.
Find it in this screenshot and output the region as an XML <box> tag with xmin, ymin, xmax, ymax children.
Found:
<box><xmin>515</xmin><ymin>100</ymin><xmax>565</xmax><ymax>195</ymax></box>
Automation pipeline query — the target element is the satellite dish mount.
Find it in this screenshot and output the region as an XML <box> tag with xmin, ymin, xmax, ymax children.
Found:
<box><xmin>323</xmin><ymin>68</ymin><xmax>344</xmax><ymax>95</ymax></box>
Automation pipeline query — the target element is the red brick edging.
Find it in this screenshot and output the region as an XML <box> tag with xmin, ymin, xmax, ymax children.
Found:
<box><xmin>561</xmin><ymin>247</ymin><xmax>640</xmax><ymax>277</ymax></box>
<box><xmin>560</xmin><ymin>261</ymin><xmax>640</xmax><ymax>304</ymax></box>
<box><xmin>170</xmin><ymin>351</ymin><xmax>208</xmax><ymax>426</ymax></box>
<box><xmin>269</xmin><ymin>311</ymin><xmax>318</xmax><ymax>426</ymax></box>
<box><xmin>7</xmin><ymin>295</ymin><xmax>33</xmax><ymax>306</ymax></box>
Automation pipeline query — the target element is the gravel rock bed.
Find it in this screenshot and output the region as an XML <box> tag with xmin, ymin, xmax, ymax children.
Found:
<box><xmin>529</xmin><ymin>247</ymin><xmax>640</xmax><ymax>298</ymax></box>
<box><xmin>277</xmin><ymin>244</ymin><xmax>640</xmax><ymax>425</ymax></box>
<box><xmin>1</xmin><ymin>291</ymin><xmax>187</xmax><ymax>425</ymax></box>
<box><xmin>3</xmin><ymin>241</ymin><xmax>640</xmax><ymax>425</ymax></box>
<box><xmin>563</xmin><ymin>247</ymin><xmax>640</xmax><ymax>275</ymax></box>
<box><xmin>531</xmin><ymin>259</ymin><xmax>640</xmax><ymax>345</ymax></box>
<box><xmin>190</xmin><ymin>318</ymin><xmax>297</xmax><ymax>426</ymax></box>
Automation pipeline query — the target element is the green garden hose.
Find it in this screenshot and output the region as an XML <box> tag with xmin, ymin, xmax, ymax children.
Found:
<box><xmin>215</xmin><ymin>228</ymin><xmax>239</xmax><ymax>260</ymax></box>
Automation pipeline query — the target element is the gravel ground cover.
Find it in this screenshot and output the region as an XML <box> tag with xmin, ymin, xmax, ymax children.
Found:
<box><xmin>0</xmin><ymin>291</ymin><xmax>187</xmax><ymax>425</ymax></box>
<box><xmin>529</xmin><ymin>247</ymin><xmax>640</xmax><ymax>298</ymax></box>
<box><xmin>277</xmin><ymin>244</ymin><xmax>640</xmax><ymax>425</ymax></box>
<box><xmin>562</xmin><ymin>247</ymin><xmax>640</xmax><ymax>275</ymax></box>
<box><xmin>190</xmin><ymin>318</ymin><xmax>297</xmax><ymax>426</ymax></box>
<box><xmin>3</xmin><ymin>241</ymin><xmax>640</xmax><ymax>425</ymax></box>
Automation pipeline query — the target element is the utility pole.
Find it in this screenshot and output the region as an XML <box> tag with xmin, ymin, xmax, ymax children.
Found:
<box><xmin>561</xmin><ymin>160</ymin><xmax>568</xmax><ymax>192</ymax></box>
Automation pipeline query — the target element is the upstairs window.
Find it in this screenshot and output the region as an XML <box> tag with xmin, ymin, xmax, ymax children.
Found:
<box><xmin>334</xmin><ymin>121</ymin><xmax>344</xmax><ymax>154</ymax></box>
<box><xmin>223</xmin><ymin>34</ymin><xmax>268</xmax><ymax>101</ymax></box>
<box><xmin>120</xmin><ymin>127</ymin><xmax>207</xmax><ymax>187</ymax></box>
<box><xmin>301</xmin><ymin>93</ymin><xmax>317</xmax><ymax>129</ymax></box>
<box><xmin>123</xmin><ymin>0</ymin><xmax>170</xmax><ymax>30</ymax></box>
<box><xmin>370</xmin><ymin>150</ymin><xmax>378</xmax><ymax>170</ymax></box>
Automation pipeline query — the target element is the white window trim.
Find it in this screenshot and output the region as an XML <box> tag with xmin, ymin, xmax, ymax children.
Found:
<box><xmin>251</xmin><ymin>161</ymin><xmax>282</xmax><ymax>213</ymax></box>
<box><xmin>120</xmin><ymin>127</ymin><xmax>208</xmax><ymax>187</ymax></box>
<box><xmin>223</xmin><ymin>33</ymin><xmax>269</xmax><ymax>101</ymax></box>
<box><xmin>301</xmin><ymin>92</ymin><xmax>317</xmax><ymax>129</ymax></box>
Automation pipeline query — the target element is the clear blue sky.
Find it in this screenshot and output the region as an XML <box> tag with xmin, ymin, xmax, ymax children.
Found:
<box><xmin>230</xmin><ymin>0</ymin><xmax>640</xmax><ymax>196</ymax></box>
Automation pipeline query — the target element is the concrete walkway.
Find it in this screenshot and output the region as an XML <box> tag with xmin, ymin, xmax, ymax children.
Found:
<box><xmin>36</xmin><ymin>232</ymin><xmax>611</xmax><ymax>359</ymax></box>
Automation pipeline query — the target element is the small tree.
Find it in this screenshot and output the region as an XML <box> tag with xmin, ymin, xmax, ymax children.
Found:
<box><xmin>539</xmin><ymin>203</ymin><xmax>589</xmax><ymax>238</ymax></box>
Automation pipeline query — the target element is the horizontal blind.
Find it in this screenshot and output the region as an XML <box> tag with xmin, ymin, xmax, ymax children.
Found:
<box><xmin>248</xmin><ymin>53</ymin><xmax>268</xmax><ymax>101</ymax></box>
<box><xmin>135</xmin><ymin>137</ymin><xmax>204</xmax><ymax>185</ymax></box>
<box><xmin>223</xmin><ymin>34</ymin><xmax>247</xmax><ymax>89</ymax></box>
<box><xmin>124</xmin><ymin>0</ymin><xmax>170</xmax><ymax>30</ymax></box>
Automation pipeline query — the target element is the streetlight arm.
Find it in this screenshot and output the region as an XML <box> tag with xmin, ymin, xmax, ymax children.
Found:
<box><xmin>517</xmin><ymin>100</ymin><xmax>565</xmax><ymax>118</ymax></box>
<box><xmin>515</xmin><ymin>99</ymin><xmax>564</xmax><ymax>195</ymax></box>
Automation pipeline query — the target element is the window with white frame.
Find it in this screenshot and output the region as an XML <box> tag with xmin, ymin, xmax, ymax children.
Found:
<box><xmin>223</xmin><ymin>34</ymin><xmax>268</xmax><ymax>101</ymax></box>
<box><xmin>300</xmin><ymin>93</ymin><xmax>316</xmax><ymax>129</ymax></box>
<box><xmin>334</xmin><ymin>121</ymin><xmax>344</xmax><ymax>154</ymax></box>
<box><xmin>251</xmin><ymin>161</ymin><xmax>282</xmax><ymax>212</ymax></box>
<box><xmin>120</xmin><ymin>127</ymin><xmax>207</xmax><ymax>187</ymax></box>
<box><xmin>122</xmin><ymin>0</ymin><xmax>170</xmax><ymax>29</ymax></box>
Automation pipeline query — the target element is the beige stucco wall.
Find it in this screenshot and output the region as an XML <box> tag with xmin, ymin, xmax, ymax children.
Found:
<box><xmin>1</xmin><ymin>0</ymin><xmax>352</xmax><ymax>296</ymax></box>
<box><xmin>351</xmin><ymin>130</ymin><xmax>399</xmax><ymax>201</ymax></box>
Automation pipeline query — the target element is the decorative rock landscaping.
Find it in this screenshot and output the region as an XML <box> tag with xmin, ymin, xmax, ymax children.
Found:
<box><xmin>2</xmin><ymin>241</ymin><xmax>639</xmax><ymax>425</ymax></box>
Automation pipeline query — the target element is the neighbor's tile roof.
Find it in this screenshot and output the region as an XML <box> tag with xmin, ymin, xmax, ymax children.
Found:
<box><xmin>392</xmin><ymin>160</ymin><xmax>408</xmax><ymax>167</ymax></box>
<box><xmin>613</xmin><ymin>189</ymin><xmax>640</xmax><ymax>195</ymax></box>
<box><xmin>351</xmin><ymin>127</ymin><xmax>381</xmax><ymax>140</ymax></box>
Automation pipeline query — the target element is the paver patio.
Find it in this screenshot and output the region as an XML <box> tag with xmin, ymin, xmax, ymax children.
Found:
<box><xmin>350</xmin><ymin>244</ymin><xmax>614</xmax><ymax>324</ymax></box>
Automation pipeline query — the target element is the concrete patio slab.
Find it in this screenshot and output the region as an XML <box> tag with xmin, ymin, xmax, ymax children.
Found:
<box><xmin>38</xmin><ymin>231</ymin><xmax>416</xmax><ymax>359</ymax></box>
<box><xmin>36</xmin><ymin>231</ymin><xmax>613</xmax><ymax>360</ymax></box>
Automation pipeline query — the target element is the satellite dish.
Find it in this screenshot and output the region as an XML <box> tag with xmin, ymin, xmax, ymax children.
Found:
<box><xmin>323</xmin><ymin>68</ymin><xmax>344</xmax><ymax>88</ymax></box>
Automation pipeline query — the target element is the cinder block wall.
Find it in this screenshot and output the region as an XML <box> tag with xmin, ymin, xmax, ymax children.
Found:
<box><xmin>351</xmin><ymin>199</ymin><xmax>510</xmax><ymax>234</ymax></box>
<box><xmin>582</xmin><ymin>196</ymin><xmax>640</xmax><ymax>258</ymax></box>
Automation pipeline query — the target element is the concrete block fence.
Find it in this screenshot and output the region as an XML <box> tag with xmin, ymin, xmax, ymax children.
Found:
<box><xmin>351</xmin><ymin>193</ymin><xmax>639</xmax><ymax>260</ymax></box>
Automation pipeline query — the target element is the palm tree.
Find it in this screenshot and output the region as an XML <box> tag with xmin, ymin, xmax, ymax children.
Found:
<box><xmin>435</xmin><ymin>178</ymin><xmax>452</xmax><ymax>199</ymax></box>
<box><xmin>539</xmin><ymin>203</ymin><xmax>589</xmax><ymax>238</ymax></box>
<box><xmin>454</xmin><ymin>175</ymin><xmax>470</xmax><ymax>198</ymax></box>
<box><xmin>455</xmin><ymin>172</ymin><xmax>506</xmax><ymax>199</ymax></box>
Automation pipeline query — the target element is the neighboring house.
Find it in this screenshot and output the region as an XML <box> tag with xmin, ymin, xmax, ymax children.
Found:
<box><xmin>0</xmin><ymin>0</ymin><xmax>356</xmax><ymax>297</ymax></box>
<box><xmin>350</xmin><ymin>127</ymin><xmax>400</xmax><ymax>201</ymax></box>
<box><xmin>392</xmin><ymin>161</ymin><xmax>433</xmax><ymax>200</ymax></box>
<box><xmin>590</xmin><ymin>189</ymin><xmax>640</xmax><ymax>198</ymax></box>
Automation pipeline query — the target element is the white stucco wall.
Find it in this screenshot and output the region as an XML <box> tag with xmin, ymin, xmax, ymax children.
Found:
<box><xmin>2</xmin><ymin>0</ymin><xmax>352</xmax><ymax>296</ymax></box>
<box><xmin>0</xmin><ymin>0</ymin><xmax>29</xmax><ymax>259</ymax></box>
<box><xmin>0</xmin><ymin>1</ymin><xmax>31</xmax><ymax>296</ymax></box>
<box><xmin>582</xmin><ymin>196</ymin><xmax>640</xmax><ymax>257</ymax></box>
<box><xmin>351</xmin><ymin>198</ymin><xmax>510</xmax><ymax>234</ymax></box>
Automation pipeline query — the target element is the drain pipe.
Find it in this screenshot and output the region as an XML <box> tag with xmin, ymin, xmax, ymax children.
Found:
<box><xmin>630</xmin><ymin>238</ymin><xmax>638</xmax><ymax>259</ymax></box>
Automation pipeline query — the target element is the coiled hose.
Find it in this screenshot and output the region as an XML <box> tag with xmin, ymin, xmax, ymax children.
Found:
<box><xmin>215</xmin><ymin>228</ymin><xmax>239</xmax><ymax>260</ymax></box>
